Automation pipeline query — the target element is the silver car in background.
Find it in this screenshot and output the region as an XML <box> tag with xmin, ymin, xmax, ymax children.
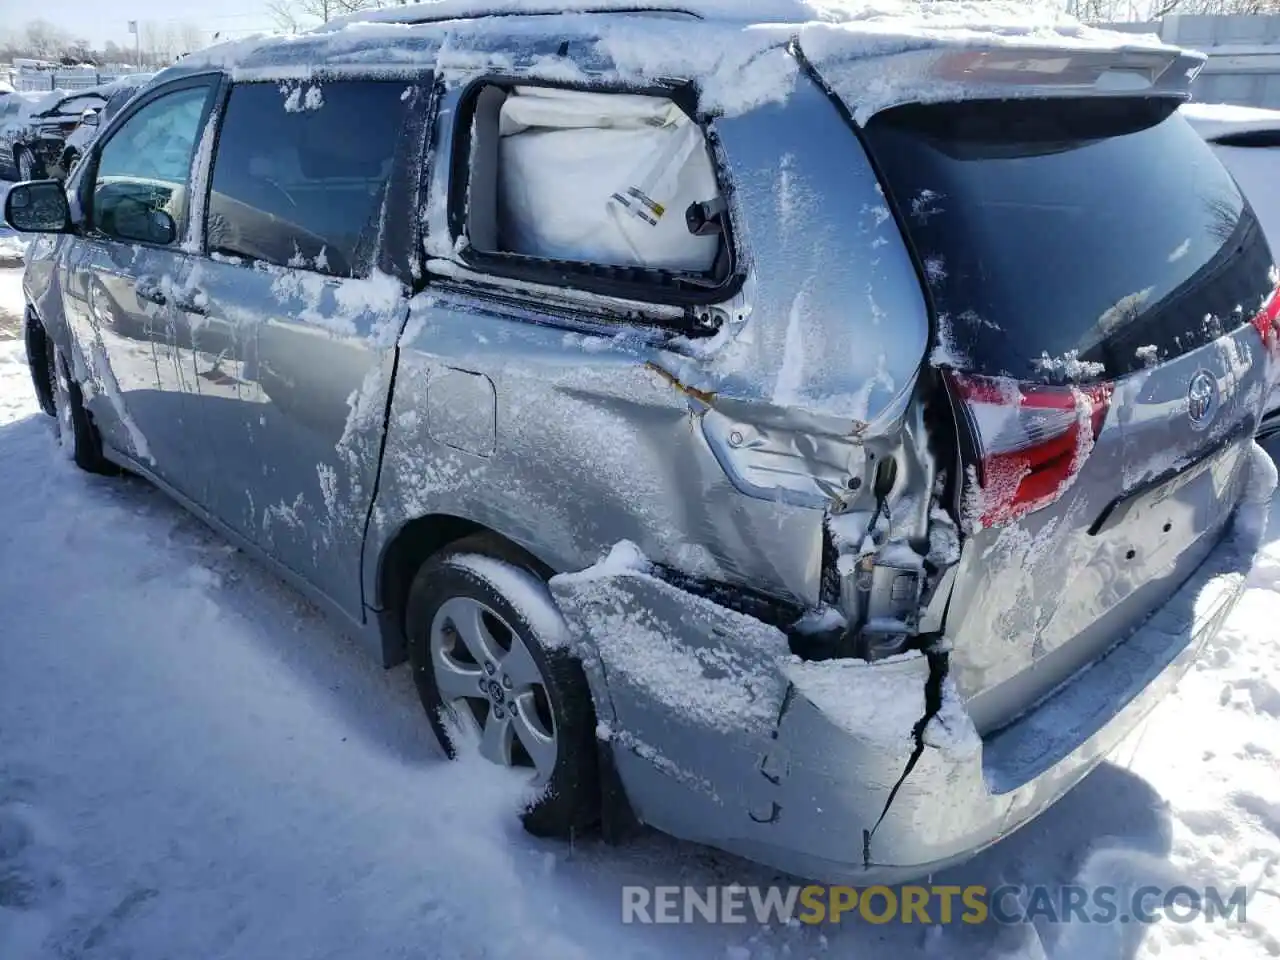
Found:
<box><xmin>58</xmin><ymin>74</ymin><xmax>155</xmax><ymax>177</ymax></box>
<box><xmin>6</xmin><ymin>1</ymin><xmax>1279</xmax><ymax>883</ymax></box>
<box><xmin>1184</xmin><ymin>101</ymin><xmax>1280</xmax><ymax>438</ymax></box>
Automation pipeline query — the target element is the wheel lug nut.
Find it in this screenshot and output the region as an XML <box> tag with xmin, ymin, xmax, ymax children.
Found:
<box><xmin>502</xmin><ymin>676</ymin><xmax>512</xmax><ymax>689</ymax></box>
<box><xmin>485</xmin><ymin>661</ymin><xmax>496</xmax><ymax>676</ymax></box>
<box><xmin>493</xmin><ymin>707</ymin><xmax>505</xmax><ymax>720</ymax></box>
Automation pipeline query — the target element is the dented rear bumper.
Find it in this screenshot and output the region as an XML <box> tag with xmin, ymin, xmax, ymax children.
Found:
<box><xmin>549</xmin><ymin>447</ymin><xmax>1274</xmax><ymax>882</ymax></box>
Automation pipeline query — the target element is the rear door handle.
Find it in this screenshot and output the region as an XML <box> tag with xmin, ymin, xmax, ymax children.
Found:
<box><xmin>175</xmin><ymin>289</ymin><xmax>208</xmax><ymax>316</ymax></box>
<box><xmin>136</xmin><ymin>276</ymin><xmax>167</xmax><ymax>306</ymax></box>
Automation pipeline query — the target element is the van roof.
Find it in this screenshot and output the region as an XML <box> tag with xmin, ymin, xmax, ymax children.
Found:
<box><xmin>168</xmin><ymin>1</ymin><xmax>1202</xmax><ymax>122</ymax></box>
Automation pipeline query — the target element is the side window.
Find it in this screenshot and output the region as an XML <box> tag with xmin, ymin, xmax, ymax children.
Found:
<box><xmin>205</xmin><ymin>80</ymin><xmax>413</xmax><ymax>278</ymax></box>
<box><xmin>93</xmin><ymin>84</ymin><xmax>212</xmax><ymax>246</ymax></box>
<box><xmin>455</xmin><ymin>82</ymin><xmax>735</xmax><ymax>303</ymax></box>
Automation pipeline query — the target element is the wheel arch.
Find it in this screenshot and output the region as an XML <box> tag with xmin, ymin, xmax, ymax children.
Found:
<box><xmin>372</xmin><ymin>512</ymin><xmax>556</xmax><ymax>668</ymax></box>
<box><xmin>23</xmin><ymin>306</ymin><xmax>57</xmax><ymax>418</ymax></box>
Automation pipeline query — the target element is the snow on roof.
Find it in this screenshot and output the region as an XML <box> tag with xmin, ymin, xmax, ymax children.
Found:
<box><xmin>177</xmin><ymin>1</ymin><xmax>1187</xmax><ymax>120</ymax></box>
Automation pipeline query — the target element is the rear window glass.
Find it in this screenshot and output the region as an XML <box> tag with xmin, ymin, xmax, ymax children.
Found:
<box><xmin>205</xmin><ymin>80</ymin><xmax>412</xmax><ymax>278</ymax></box>
<box><xmin>865</xmin><ymin>98</ymin><xmax>1276</xmax><ymax>382</ymax></box>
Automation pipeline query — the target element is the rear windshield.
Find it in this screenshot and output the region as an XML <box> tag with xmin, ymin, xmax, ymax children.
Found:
<box><xmin>864</xmin><ymin>98</ymin><xmax>1276</xmax><ymax>383</ymax></box>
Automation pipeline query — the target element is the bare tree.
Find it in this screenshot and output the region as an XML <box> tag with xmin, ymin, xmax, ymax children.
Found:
<box><xmin>23</xmin><ymin>20</ymin><xmax>71</xmax><ymax>59</ymax></box>
<box><xmin>266</xmin><ymin>0</ymin><xmax>351</xmax><ymax>28</ymax></box>
<box><xmin>177</xmin><ymin>22</ymin><xmax>206</xmax><ymax>56</ymax></box>
<box><xmin>266</xmin><ymin>0</ymin><xmax>305</xmax><ymax>32</ymax></box>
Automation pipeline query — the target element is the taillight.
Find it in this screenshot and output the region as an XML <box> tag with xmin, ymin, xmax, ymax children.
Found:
<box><xmin>1250</xmin><ymin>284</ymin><xmax>1280</xmax><ymax>365</ymax></box>
<box><xmin>945</xmin><ymin>371</ymin><xmax>1113</xmax><ymax>530</ymax></box>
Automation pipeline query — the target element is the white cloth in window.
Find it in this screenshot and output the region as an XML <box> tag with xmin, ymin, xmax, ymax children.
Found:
<box><xmin>496</xmin><ymin>86</ymin><xmax>721</xmax><ymax>272</ymax></box>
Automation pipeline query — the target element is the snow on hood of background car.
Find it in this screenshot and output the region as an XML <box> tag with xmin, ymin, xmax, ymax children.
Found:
<box><xmin>1180</xmin><ymin>101</ymin><xmax>1280</xmax><ymax>142</ymax></box>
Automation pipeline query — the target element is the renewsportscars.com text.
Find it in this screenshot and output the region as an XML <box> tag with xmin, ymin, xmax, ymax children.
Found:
<box><xmin>621</xmin><ymin>884</ymin><xmax>1248</xmax><ymax>926</ymax></box>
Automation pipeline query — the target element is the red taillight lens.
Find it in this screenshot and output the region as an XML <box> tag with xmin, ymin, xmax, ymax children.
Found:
<box><xmin>946</xmin><ymin>371</ymin><xmax>1113</xmax><ymax>530</ymax></box>
<box><xmin>1250</xmin><ymin>284</ymin><xmax>1280</xmax><ymax>364</ymax></box>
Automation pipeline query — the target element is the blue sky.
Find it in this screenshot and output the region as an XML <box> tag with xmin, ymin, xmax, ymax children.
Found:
<box><xmin>16</xmin><ymin>0</ymin><xmax>278</xmax><ymax>47</ymax></box>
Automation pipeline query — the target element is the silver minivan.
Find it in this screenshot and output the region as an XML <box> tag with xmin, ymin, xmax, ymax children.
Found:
<box><xmin>7</xmin><ymin>2</ymin><xmax>1280</xmax><ymax>883</ymax></box>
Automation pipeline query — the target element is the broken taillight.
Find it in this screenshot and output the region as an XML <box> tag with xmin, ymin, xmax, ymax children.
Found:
<box><xmin>945</xmin><ymin>371</ymin><xmax>1113</xmax><ymax>530</ymax></box>
<box><xmin>1250</xmin><ymin>283</ymin><xmax>1280</xmax><ymax>363</ymax></box>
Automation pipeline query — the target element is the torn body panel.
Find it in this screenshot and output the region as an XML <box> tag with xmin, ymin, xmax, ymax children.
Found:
<box><xmin>550</xmin><ymin>445</ymin><xmax>1270</xmax><ymax>880</ymax></box>
<box><xmin>367</xmin><ymin>70</ymin><xmax>934</xmax><ymax>619</ymax></box>
<box><xmin>549</xmin><ymin>552</ymin><xmax>943</xmax><ymax>874</ymax></box>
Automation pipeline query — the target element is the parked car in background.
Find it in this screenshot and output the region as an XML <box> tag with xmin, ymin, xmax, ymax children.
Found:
<box><xmin>59</xmin><ymin>74</ymin><xmax>155</xmax><ymax>176</ymax></box>
<box><xmin>0</xmin><ymin>88</ymin><xmax>110</xmax><ymax>180</ymax></box>
<box><xmin>0</xmin><ymin>89</ymin><xmax>50</xmax><ymax>173</ymax></box>
<box><xmin>5</xmin><ymin>3</ymin><xmax>1279</xmax><ymax>885</ymax></box>
<box><xmin>1184</xmin><ymin>102</ymin><xmax>1280</xmax><ymax>438</ymax></box>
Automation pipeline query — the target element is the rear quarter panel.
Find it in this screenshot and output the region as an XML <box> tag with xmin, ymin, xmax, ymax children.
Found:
<box><xmin>365</xmin><ymin>69</ymin><xmax>929</xmax><ymax>610</ymax></box>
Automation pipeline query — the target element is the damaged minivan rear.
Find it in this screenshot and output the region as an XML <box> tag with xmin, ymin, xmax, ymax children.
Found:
<box><xmin>539</xmin><ymin>40</ymin><xmax>1278</xmax><ymax>879</ymax></box>
<box><xmin>16</xmin><ymin>5</ymin><xmax>1278</xmax><ymax>886</ymax></box>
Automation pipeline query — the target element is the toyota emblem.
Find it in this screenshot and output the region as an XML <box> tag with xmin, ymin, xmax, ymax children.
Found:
<box><xmin>1187</xmin><ymin>371</ymin><xmax>1217</xmax><ymax>428</ymax></box>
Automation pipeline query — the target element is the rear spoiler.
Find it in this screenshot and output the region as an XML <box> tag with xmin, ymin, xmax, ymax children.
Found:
<box><xmin>799</xmin><ymin>42</ymin><xmax>1208</xmax><ymax>125</ymax></box>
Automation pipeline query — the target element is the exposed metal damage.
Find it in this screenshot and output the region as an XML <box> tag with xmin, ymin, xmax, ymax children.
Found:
<box><xmin>549</xmin><ymin>493</ymin><xmax>975</xmax><ymax>871</ymax></box>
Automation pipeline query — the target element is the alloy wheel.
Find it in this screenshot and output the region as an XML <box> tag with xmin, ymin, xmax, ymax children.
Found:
<box><xmin>429</xmin><ymin>595</ymin><xmax>558</xmax><ymax>783</ymax></box>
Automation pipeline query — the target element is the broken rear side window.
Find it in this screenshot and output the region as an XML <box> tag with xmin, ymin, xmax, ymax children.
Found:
<box><xmin>865</xmin><ymin>97</ymin><xmax>1275</xmax><ymax>382</ymax></box>
<box><xmin>451</xmin><ymin>81</ymin><xmax>737</xmax><ymax>306</ymax></box>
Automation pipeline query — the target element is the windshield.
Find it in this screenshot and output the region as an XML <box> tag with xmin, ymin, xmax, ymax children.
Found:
<box><xmin>864</xmin><ymin>97</ymin><xmax>1276</xmax><ymax>382</ymax></box>
<box><xmin>46</xmin><ymin>95</ymin><xmax>106</xmax><ymax>118</ymax></box>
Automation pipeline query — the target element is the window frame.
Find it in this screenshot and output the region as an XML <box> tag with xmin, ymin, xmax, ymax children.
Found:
<box><xmin>443</xmin><ymin>74</ymin><xmax>745</xmax><ymax>310</ymax></box>
<box><xmin>80</xmin><ymin>72</ymin><xmax>223</xmax><ymax>251</ymax></box>
<box><xmin>196</xmin><ymin>74</ymin><xmax>432</xmax><ymax>284</ymax></box>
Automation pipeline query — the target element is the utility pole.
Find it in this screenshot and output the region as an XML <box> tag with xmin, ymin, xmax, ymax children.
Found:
<box><xmin>128</xmin><ymin>20</ymin><xmax>140</xmax><ymax>69</ymax></box>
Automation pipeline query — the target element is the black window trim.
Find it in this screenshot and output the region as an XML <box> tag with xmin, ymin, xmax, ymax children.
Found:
<box><xmin>196</xmin><ymin>74</ymin><xmax>433</xmax><ymax>287</ymax></box>
<box><xmin>80</xmin><ymin>71</ymin><xmax>224</xmax><ymax>251</ymax></box>
<box><xmin>442</xmin><ymin>73</ymin><xmax>745</xmax><ymax>316</ymax></box>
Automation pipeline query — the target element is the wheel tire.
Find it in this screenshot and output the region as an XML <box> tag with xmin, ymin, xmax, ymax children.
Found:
<box><xmin>23</xmin><ymin>314</ymin><xmax>56</xmax><ymax>418</ymax></box>
<box><xmin>406</xmin><ymin>535</ymin><xmax>599</xmax><ymax>838</ymax></box>
<box><xmin>50</xmin><ymin>345</ymin><xmax>114</xmax><ymax>475</ymax></box>
<box><xmin>62</xmin><ymin>149</ymin><xmax>78</xmax><ymax>176</ymax></box>
<box><xmin>16</xmin><ymin>147</ymin><xmax>42</xmax><ymax>181</ymax></box>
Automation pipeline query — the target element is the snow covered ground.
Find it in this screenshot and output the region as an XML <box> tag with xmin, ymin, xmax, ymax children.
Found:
<box><xmin>2</xmin><ymin>142</ymin><xmax>1280</xmax><ymax>960</ymax></box>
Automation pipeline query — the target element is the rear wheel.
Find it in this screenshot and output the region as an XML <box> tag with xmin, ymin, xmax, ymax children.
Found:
<box><xmin>15</xmin><ymin>147</ymin><xmax>41</xmax><ymax>181</ymax></box>
<box><xmin>406</xmin><ymin>537</ymin><xmax>599</xmax><ymax>837</ymax></box>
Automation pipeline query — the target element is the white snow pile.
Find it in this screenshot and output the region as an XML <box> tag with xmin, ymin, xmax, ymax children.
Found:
<box><xmin>1034</xmin><ymin>349</ymin><xmax>1107</xmax><ymax>383</ymax></box>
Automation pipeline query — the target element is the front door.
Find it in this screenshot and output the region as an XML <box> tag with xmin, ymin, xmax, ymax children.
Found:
<box><xmin>69</xmin><ymin>77</ymin><xmax>219</xmax><ymax>501</ymax></box>
<box><xmin>187</xmin><ymin>77</ymin><xmax>427</xmax><ymax>616</ymax></box>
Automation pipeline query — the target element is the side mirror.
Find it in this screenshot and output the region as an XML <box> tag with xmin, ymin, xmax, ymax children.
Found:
<box><xmin>81</xmin><ymin>108</ymin><xmax>99</xmax><ymax>127</ymax></box>
<box><xmin>4</xmin><ymin>180</ymin><xmax>71</xmax><ymax>233</ymax></box>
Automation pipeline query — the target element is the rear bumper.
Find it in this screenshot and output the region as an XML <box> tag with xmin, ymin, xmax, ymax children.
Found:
<box><xmin>551</xmin><ymin>444</ymin><xmax>1275</xmax><ymax>883</ymax></box>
